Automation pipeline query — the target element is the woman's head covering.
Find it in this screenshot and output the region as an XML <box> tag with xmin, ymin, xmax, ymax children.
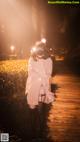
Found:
<box><xmin>30</xmin><ymin>41</ymin><xmax>50</xmax><ymax>59</ymax></box>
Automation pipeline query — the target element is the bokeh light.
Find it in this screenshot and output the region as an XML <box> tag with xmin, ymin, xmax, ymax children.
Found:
<box><xmin>41</xmin><ymin>38</ymin><xmax>46</xmax><ymax>44</ymax></box>
<box><xmin>10</xmin><ymin>45</ymin><xmax>15</xmax><ymax>52</ymax></box>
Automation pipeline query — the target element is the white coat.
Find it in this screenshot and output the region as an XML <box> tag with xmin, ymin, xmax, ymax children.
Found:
<box><xmin>25</xmin><ymin>57</ymin><xmax>54</xmax><ymax>109</ymax></box>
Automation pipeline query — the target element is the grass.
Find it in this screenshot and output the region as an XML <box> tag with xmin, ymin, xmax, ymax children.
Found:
<box><xmin>0</xmin><ymin>60</ymin><xmax>29</xmax><ymax>141</ymax></box>
<box><xmin>0</xmin><ymin>60</ymin><xmax>28</xmax><ymax>98</ymax></box>
<box><xmin>0</xmin><ymin>60</ymin><xmax>28</xmax><ymax>73</ymax></box>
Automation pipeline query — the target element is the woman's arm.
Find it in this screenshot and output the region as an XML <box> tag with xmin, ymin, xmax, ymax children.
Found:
<box><xmin>28</xmin><ymin>58</ymin><xmax>47</xmax><ymax>79</ymax></box>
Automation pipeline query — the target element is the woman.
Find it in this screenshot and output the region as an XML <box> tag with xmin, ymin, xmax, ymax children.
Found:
<box><xmin>25</xmin><ymin>42</ymin><xmax>54</xmax><ymax>109</ymax></box>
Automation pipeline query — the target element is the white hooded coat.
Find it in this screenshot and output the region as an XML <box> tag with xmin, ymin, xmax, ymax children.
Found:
<box><xmin>25</xmin><ymin>57</ymin><xmax>54</xmax><ymax>109</ymax></box>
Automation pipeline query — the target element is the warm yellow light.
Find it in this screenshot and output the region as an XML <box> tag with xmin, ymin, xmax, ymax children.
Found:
<box><xmin>0</xmin><ymin>0</ymin><xmax>31</xmax><ymax>53</ymax></box>
<box><xmin>41</xmin><ymin>38</ymin><xmax>46</xmax><ymax>43</ymax></box>
<box><xmin>30</xmin><ymin>47</ymin><xmax>36</xmax><ymax>54</ymax></box>
<box><xmin>50</xmin><ymin>48</ymin><xmax>52</xmax><ymax>51</ymax></box>
<box><xmin>10</xmin><ymin>45</ymin><xmax>15</xmax><ymax>51</ymax></box>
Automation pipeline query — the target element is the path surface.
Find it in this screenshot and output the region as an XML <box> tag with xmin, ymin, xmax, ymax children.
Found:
<box><xmin>48</xmin><ymin>74</ymin><xmax>80</xmax><ymax>142</ymax></box>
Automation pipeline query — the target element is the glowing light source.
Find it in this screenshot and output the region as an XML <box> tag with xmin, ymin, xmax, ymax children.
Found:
<box><xmin>50</xmin><ymin>48</ymin><xmax>52</xmax><ymax>51</ymax></box>
<box><xmin>30</xmin><ymin>46</ymin><xmax>44</xmax><ymax>55</ymax></box>
<box><xmin>41</xmin><ymin>38</ymin><xmax>46</xmax><ymax>44</ymax></box>
<box><xmin>30</xmin><ymin>46</ymin><xmax>36</xmax><ymax>54</ymax></box>
<box><xmin>10</xmin><ymin>45</ymin><xmax>15</xmax><ymax>52</ymax></box>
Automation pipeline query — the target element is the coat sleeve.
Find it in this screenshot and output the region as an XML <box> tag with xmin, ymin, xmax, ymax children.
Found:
<box><xmin>28</xmin><ymin>58</ymin><xmax>47</xmax><ymax>79</ymax></box>
<box><xmin>45</xmin><ymin>58</ymin><xmax>53</xmax><ymax>77</ymax></box>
